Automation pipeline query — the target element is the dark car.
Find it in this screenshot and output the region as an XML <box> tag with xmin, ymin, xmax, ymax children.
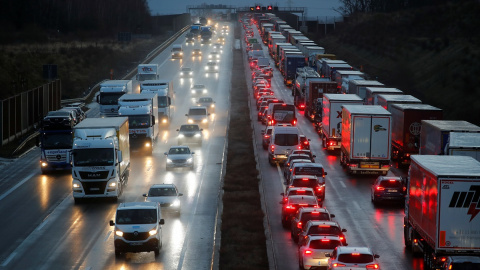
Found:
<box><xmin>261</xmin><ymin>126</ymin><xmax>274</xmax><ymax>150</ymax></box>
<box><xmin>176</xmin><ymin>124</ymin><xmax>203</xmax><ymax>145</ymax></box>
<box><xmin>298</xmin><ymin>220</ymin><xmax>347</xmax><ymax>246</ymax></box>
<box><xmin>299</xmin><ymin>135</ymin><xmax>310</xmax><ymax>150</ymax></box>
<box><xmin>371</xmin><ymin>176</ymin><xmax>406</xmax><ymax>205</ymax></box>
<box><xmin>290</xmin><ymin>207</ymin><xmax>335</xmax><ymax>243</ymax></box>
<box><xmin>279</xmin><ymin>195</ymin><xmax>319</xmax><ymax>228</ymax></box>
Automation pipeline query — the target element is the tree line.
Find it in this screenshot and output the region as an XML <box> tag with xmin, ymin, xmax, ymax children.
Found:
<box><xmin>338</xmin><ymin>0</ymin><xmax>472</xmax><ymax>15</ymax></box>
<box><xmin>0</xmin><ymin>0</ymin><xmax>153</xmax><ymax>41</ymax></box>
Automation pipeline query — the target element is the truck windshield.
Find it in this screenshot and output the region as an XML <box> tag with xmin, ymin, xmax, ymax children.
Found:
<box><xmin>42</xmin><ymin>133</ymin><xmax>73</xmax><ymax>149</ymax></box>
<box><xmin>73</xmin><ymin>148</ymin><xmax>114</xmax><ymax>166</ymax></box>
<box><xmin>137</xmin><ymin>74</ymin><xmax>157</xmax><ymax>81</ymax></box>
<box><xmin>99</xmin><ymin>92</ymin><xmax>124</xmax><ymax>105</ymax></box>
<box><xmin>116</xmin><ymin>209</ymin><xmax>157</xmax><ymax>224</ymax></box>
<box><xmin>128</xmin><ymin>115</ymin><xmax>151</xmax><ymax>128</ymax></box>
<box><xmin>158</xmin><ymin>96</ymin><xmax>169</xmax><ymax>107</ymax></box>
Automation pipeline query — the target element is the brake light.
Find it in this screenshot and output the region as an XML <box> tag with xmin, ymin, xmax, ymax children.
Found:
<box><xmin>311</xmin><ymin>211</ymin><xmax>319</xmax><ymax>214</ymax></box>
<box><xmin>297</xmin><ymin>222</ymin><xmax>302</xmax><ymax>229</ymax></box>
<box><xmin>317</xmin><ymin>186</ymin><xmax>323</xmax><ymax>191</ymax></box>
<box><xmin>352</xmin><ymin>253</ymin><xmax>360</xmax><ymax>255</ymax></box>
<box><xmin>321</xmin><ymin>239</ymin><xmax>330</xmax><ymax>242</ymax></box>
<box><xmin>339</xmin><ymin>236</ymin><xmax>344</xmax><ymax>241</ymax></box>
<box><xmin>270</xmin><ymin>145</ymin><xmax>275</xmax><ymax>151</ymax></box>
<box><xmin>376</xmin><ymin>186</ymin><xmax>385</xmax><ymax>191</ymax></box>
<box><xmin>332</xmin><ymin>263</ymin><xmax>346</xmax><ymax>267</ymax></box>
<box><xmin>440</xmin><ymin>257</ymin><xmax>447</xmax><ymax>262</ymax></box>
<box><xmin>298</xmin><ymin>145</ymin><xmax>302</xmax><ymax>149</ymax></box>
<box><xmin>304</xmin><ymin>250</ymin><xmax>312</xmax><ymax>255</ymax></box>
<box><xmin>366</xmin><ymin>264</ymin><xmax>379</xmax><ymax>269</ymax></box>
<box><xmin>403</xmin><ymin>186</ymin><xmax>407</xmax><ymax>192</ymax></box>
<box><xmin>293</xmin><ymin>120</ymin><xmax>297</xmax><ymax>125</ymax></box>
<box><xmin>264</xmin><ymin>135</ymin><xmax>270</xmax><ymax>139</ymax></box>
<box><xmin>389</xmin><ymin>179</ymin><xmax>397</xmax><ymax>182</ymax></box>
<box><xmin>286</xmin><ymin>205</ymin><xmax>296</xmax><ymax>210</ymax></box>
<box><xmin>303</xmin><ymin>140</ymin><xmax>309</xmax><ymax>145</ymax></box>
<box><xmin>282</xmin><ymin>103</ymin><xmax>286</xmax><ymax>106</ymax></box>
<box><xmin>299</xmin><ymin>104</ymin><xmax>305</xmax><ymax>109</ymax></box>
<box><xmin>302</xmin><ymin>178</ymin><xmax>309</xmax><ymax>181</ymax></box>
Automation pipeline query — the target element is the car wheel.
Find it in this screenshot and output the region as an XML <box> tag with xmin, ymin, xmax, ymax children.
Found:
<box><xmin>154</xmin><ymin>247</ymin><xmax>160</xmax><ymax>256</ymax></box>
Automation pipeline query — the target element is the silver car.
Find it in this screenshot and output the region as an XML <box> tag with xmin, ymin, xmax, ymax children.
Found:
<box><xmin>197</xmin><ymin>97</ymin><xmax>215</xmax><ymax>113</ymax></box>
<box><xmin>298</xmin><ymin>235</ymin><xmax>343</xmax><ymax>270</ymax></box>
<box><xmin>143</xmin><ymin>184</ymin><xmax>183</xmax><ymax>215</ymax></box>
<box><xmin>177</xmin><ymin>124</ymin><xmax>203</xmax><ymax>145</ymax></box>
<box><xmin>164</xmin><ymin>146</ymin><xmax>195</xmax><ymax>170</ymax></box>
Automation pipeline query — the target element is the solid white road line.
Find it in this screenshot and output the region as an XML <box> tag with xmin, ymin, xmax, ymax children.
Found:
<box><xmin>0</xmin><ymin>172</ymin><xmax>35</xmax><ymax>201</ymax></box>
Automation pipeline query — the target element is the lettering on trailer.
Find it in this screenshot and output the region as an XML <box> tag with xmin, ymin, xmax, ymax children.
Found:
<box><xmin>141</xmin><ymin>67</ymin><xmax>154</xmax><ymax>72</ymax></box>
<box><xmin>447</xmin><ymin>185</ymin><xmax>480</xmax><ymax>222</ymax></box>
<box><xmin>373</xmin><ymin>125</ymin><xmax>386</xmax><ymax>132</ymax></box>
<box><xmin>336</xmin><ymin>111</ymin><xmax>342</xmax><ymax>119</ymax></box>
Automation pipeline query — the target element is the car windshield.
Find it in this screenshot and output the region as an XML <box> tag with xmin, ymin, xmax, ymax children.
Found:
<box><xmin>207</xmin><ymin>62</ymin><xmax>216</xmax><ymax>66</ymax></box>
<box><xmin>337</xmin><ymin>253</ymin><xmax>374</xmax><ymax>264</ymax></box>
<box><xmin>42</xmin><ymin>133</ymin><xmax>73</xmax><ymax>149</ymax></box>
<box><xmin>47</xmin><ymin>111</ymin><xmax>70</xmax><ymax>117</ymax></box>
<box><xmin>116</xmin><ymin>209</ymin><xmax>157</xmax><ymax>224</ymax></box>
<box><xmin>189</xmin><ymin>108</ymin><xmax>207</xmax><ymax>115</ymax></box>
<box><xmin>301</xmin><ymin>212</ymin><xmax>331</xmax><ymax>222</ymax></box>
<box><xmin>289</xmin><ymin>196</ymin><xmax>318</xmax><ymax>205</ymax></box>
<box><xmin>180</xmin><ymin>125</ymin><xmax>200</xmax><ymax>132</ymax></box>
<box><xmin>294</xmin><ymin>166</ymin><xmax>324</xmax><ymax>176</ymax></box>
<box><xmin>193</xmin><ymin>85</ymin><xmax>205</xmax><ymax>89</ymax></box>
<box><xmin>379</xmin><ymin>180</ymin><xmax>403</xmax><ymax>188</ymax></box>
<box><xmin>99</xmin><ymin>92</ymin><xmax>124</xmax><ymax>105</ymax></box>
<box><xmin>309</xmin><ymin>239</ymin><xmax>341</xmax><ymax>249</ymax></box>
<box><xmin>307</xmin><ymin>225</ymin><xmax>341</xmax><ymax>235</ymax></box>
<box><xmin>149</xmin><ymin>187</ymin><xmax>177</xmax><ymax>196</ymax></box>
<box><xmin>182</xmin><ymin>68</ymin><xmax>191</xmax><ymax>71</ymax></box>
<box><xmin>274</xmin><ymin>134</ymin><xmax>298</xmax><ymax>146</ymax></box>
<box><xmin>169</xmin><ymin>147</ymin><xmax>190</xmax><ymax>155</ymax></box>
<box><xmin>199</xmin><ymin>97</ymin><xmax>212</xmax><ymax>102</ymax></box>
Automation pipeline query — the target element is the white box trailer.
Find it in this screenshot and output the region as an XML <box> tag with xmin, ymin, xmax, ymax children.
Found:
<box><xmin>347</xmin><ymin>80</ymin><xmax>384</xmax><ymax>100</ymax></box>
<box><xmin>420</xmin><ymin>120</ymin><xmax>480</xmax><ymax>155</ymax></box>
<box><xmin>446</xmin><ymin>132</ymin><xmax>480</xmax><ymax>161</ymax></box>
<box><xmin>364</xmin><ymin>87</ymin><xmax>404</xmax><ymax>105</ymax></box>
<box><xmin>321</xmin><ymin>94</ymin><xmax>363</xmax><ymax>152</ymax></box>
<box><xmin>340</xmin><ymin>105</ymin><xmax>392</xmax><ymax>175</ymax></box>
<box><xmin>376</xmin><ymin>94</ymin><xmax>422</xmax><ymax>111</ymax></box>
<box><xmin>404</xmin><ymin>155</ymin><xmax>480</xmax><ymax>269</ymax></box>
<box><xmin>334</xmin><ymin>70</ymin><xmax>365</xmax><ymax>89</ymax></box>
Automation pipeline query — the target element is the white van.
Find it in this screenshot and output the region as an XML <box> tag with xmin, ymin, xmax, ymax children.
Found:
<box><xmin>268</xmin><ymin>126</ymin><xmax>300</xmax><ymax>165</ymax></box>
<box><xmin>185</xmin><ymin>106</ymin><xmax>210</xmax><ymax>127</ymax></box>
<box><xmin>171</xmin><ymin>44</ymin><xmax>183</xmax><ymax>59</ymax></box>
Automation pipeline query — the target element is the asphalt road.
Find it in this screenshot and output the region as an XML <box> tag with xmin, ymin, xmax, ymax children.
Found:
<box><xmin>0</xmin><ymin>26</ymin><xmax>233</xmax><ymax>270</ymax></box>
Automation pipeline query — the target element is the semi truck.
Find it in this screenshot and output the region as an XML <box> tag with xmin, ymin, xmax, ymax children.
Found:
<box><xmin>118</xmin><ymin>93</ymin><xmax>158</xmax><ymax>154</ymax></box>
<box><xmin>303</xmin><ymin>79</ymin><xmax>337</xmax><ymax>122</ymax></box>
<box><xmin>340</xmin><ymin>105</ymin><xmax>392</xmax><ymax>175</ymax></box>
<box><xmin>347</xmin><ymin>80</ymin><xmax>384</xmax><ymax>99</ymax></box>
<box><xmin>376</xmin><ymin>94</ymin><xmax>422</xmax><ymax>111</ymax></box>
<box><xmin>38</xmin><ymin>112</ymin><xmax>74</xmax><ymax>174</ymax></box>
<box><xmin>136</xmin><ymin>64</ymin><xmax>159</xmax><ymax>82</ymax></box>
<box><xmin>282</xmin><ymin>54</ymin><xmax>307</xmax><ymax>86</ymax></box>
<box><xmin>390</xmin><ymin>104</ymin><xmax>443</xmax><ymax>166</ymax></box>
<box><xmin>445</xmin><ymin>132</ymin><xmax>480</xmax><ymax>161</ymax></box>
<box><xmin>293</xmin><ymin>67</ymin><xmax>320</xmax><ymax>106</ymax></box>
<box><xmin>140</xmin><ymin>80</ymin><xmax>174</xmax><ymax>127</ymax></box>
<box><xmin>71</xmin><ymin>117</ymin><xmax>130</xmax><ymax>203</ymax></box>
<box><xmin>322</xmin><ymin>94</ymin><xmax>363</xmax><ymax>152</ymax></box>
<box><xmin>364</xmin><ymin>87</ymin><xmax>403</xmax><ymax>105</ymax></box>
<box><xmin>404</xmin><ymin>155</ymin><xmax>480</xmax><ymax>269</ymax></box>
<box><xmin>420</xmin><ymin>120</ymin><xmax>480</xmax><ymax>155</ymax></box>
<box><xmin>334</xmin><ymin>70</ymin><xmax>365</xmax><ymax>90</ymax></box>
<box><xmin>97</xmin><ymin>80</ymin><xmax>132</xmax><ymax>117</ymax></box>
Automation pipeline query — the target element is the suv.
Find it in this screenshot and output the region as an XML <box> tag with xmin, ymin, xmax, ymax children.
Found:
<box><xmin>371</xmin><ymin>176</ymin><xmax>406</xmax><ymax>205</ymax></box>
<box><xmin>441</xmin><ymin>256</ymin><xmax>480</xmax><ymax>270</ymax></box>
<box><xmin>326</xmin><ymin>246</ymin><xmax>380</xmax><ymax>270</ymax></box>
<box><xmin>291</xmin><ymin>207</ymin><xmax>335</xmax><ymax>243</ymax></box>
<box><xmin>42</xmin><ymin>110</ymin><xmax>76</xmax><ymax>129</ymax></box>
<box><xmin>186</xmin><ymin>106</ymin><xmax>210</xmax><ymax>127</ymax></box>
<box><xmin>268</xmin><ymin>126</ymin><xmax>301</xmax><ymax>166</ymax></box>
<box><xmin>288</xmin><ymin>163</ymin><xmax>328</xmax><ymax>201</ymax></box>
<box><xmin>143</xmin><ymin>184</ymin><xmax>183</xmax><ymax>215</ymax></box>
<box><xmin>109</xmin><ymin>202</ymin><xmax>165</xmax><ymax>257</ymax></box>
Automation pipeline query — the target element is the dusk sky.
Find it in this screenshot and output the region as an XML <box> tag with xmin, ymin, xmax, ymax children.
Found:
<box><xmin>147</xmin><ymin>0</ymin><xmax>343</xmax><ymax>19</ymax></box>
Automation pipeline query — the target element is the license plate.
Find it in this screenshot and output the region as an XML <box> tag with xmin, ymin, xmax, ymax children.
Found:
<box><xmin>130</xmin><ymin>242</ymin><xmax>142</xmax><ymax>246</ymax></box>
<box><xmin>90</xmin><ymin>188</ymin><xmax>100</xmax><ymax>191</ymax></box>
<box><xmin>388</xmin><ymin>189</ymin><xmax>398</xmax><ymax>192</ymax></box>
<box><xmin>360</xmin><ymin>162</ymin><xmax>379</xmax><ymax>169</ymax></box>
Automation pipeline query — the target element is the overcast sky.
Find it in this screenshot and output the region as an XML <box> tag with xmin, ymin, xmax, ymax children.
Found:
<box><xmin>147</xmin><ymin>0</ymin><xmax>343</xmax><ymax>19</ymax></box>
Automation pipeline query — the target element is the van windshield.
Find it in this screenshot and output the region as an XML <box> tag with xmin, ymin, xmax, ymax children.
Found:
<box><xmin>116</xmin><ymin>209</ymin><xmax>157</xmax><ymax>224</ymax></box>
<box><xmin>274</xmin><ymin>134</ymin><xmax>298</xmax><ymax>146</ymax></box>
<box><xmin>189</xmin><ymin>108</ymin><xmax>207</xmax><ymax>116</ymax></box>
<box><xmin>294</xmin><ymin>166</ymin><xmax>324</xmax><ymax>176</ymax></box>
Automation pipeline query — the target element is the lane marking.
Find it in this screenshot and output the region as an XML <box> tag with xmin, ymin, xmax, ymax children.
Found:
<box><xmin>104</xmin><ymin>231</ymin><xmax>112</xmax><ymax>242</ymax></box>
<box><xmin>0</xmin><ymin>172</ymin><xmax>35</xmax><ymax>201</ymax></box>
<box><xmin>0</xmin><ymin>252</ymin><xmax>16</xmax><ymax>267</ymax></box>
<box><xmin>339</xmin><ymin>181</ymin><xmax>346</xmax><ymax>188</ymax></box>
<box><xmin>35</xmin><ymin>220</ymin><xmax>48</xmax><ymax>231</ymax></box>
<box><xmin>353</xmin><ymin>201</ymin><xmax>361</xmax><ymax>210</ymax></box>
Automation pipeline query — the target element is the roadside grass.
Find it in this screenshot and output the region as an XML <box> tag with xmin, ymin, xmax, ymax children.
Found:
<box><xmin>219</xmin><ymin>24</ymin><xmax>268</xmax><ymax>270</ymax></box>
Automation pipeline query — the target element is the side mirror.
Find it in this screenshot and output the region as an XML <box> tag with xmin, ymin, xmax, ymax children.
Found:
<box><xmin>185</xmin><ymin>114</ymin><xmax>188</xmax><ymax>116</ymax></box>
<box><xmin>280</xmin><ymin>193</ymin><xmax>284</xmax><ymax>196</ymax></box>
<box><xmin>143</xmin><ymin>193</ymin><xmax>147</xmax><ymax>197</ymax></box>
<box><xmin>308</xmin><ymin>139</ymin><xmax>311</xmax><ymax>141</ymax></box>
<box><xmin>200</xmin><ymin>129</ymin><xmax>203</xmax><ymax>131</ymax></box>
<box><xmin>178</xmin><ymin>193</ymin><xmax>184</xmax><ymax>196</ymax></box>
<box><xmin>167</xmin><ymin>97</ymin><xmax>171</xmax><ymax>106</ymax></box>
<box><xmin>324</xmin><ymin>172</ymin><xmax>328</xmax><ymax>176</ymax></box>
<box><xmin>96</xmin><ymin>95</ymin><xmax>100</xmax><ymax>103</ymax></box>
<box><xmin>192</xmin><ymin>152</ymin><xmax>195</xmax><ymax>154</ymax></box>
<box><xmin>374</xmin><ymin>254</ymin><xmax>380</xmax><ymax>259</ymax></box>
<box><xmin>342</xmin><ymin>229</ymin><xmax>347</xmax><ymax>232</ymax></box>
<box><xmin>159</xmin><ymin>219</ymin><xmax>165</xmax><ymax>225</ymax></box>
<box><xmin>164</xmin><ymin>152</ymin><xmax>168</xmax><ymax>155</ymax></box>
<box><xmin>117</xmin><ymin>150</ymin><xmax>123</xmax><ymax>163</ymax></box>
<box><xmin>330</xmin><ymin>214</ymin><xmax>335</xmax><ymax>218</ymax></box>
<box><xmin>151</xmin><ymin>116</ymin><xmax>155</xmax><ymax>126</ymax></box>
<box><xmin>136</xmin><ymin>74</ymin><xmax>139</xmax><ymax>80</ymax></box>
<box><xmin>325</xmin><ymin>253</ymin><xmax>331</xmax><ymax>258</ymax></box>
<box><xmin>208</xmin><ymin>113</ymin><xmax>211</xmax><ymax>116</ymax></box>
<box><xmin>312</xmin><ymin>155</ymin><xmax>317</xmax><ymax>158</ymax></box>
<box><xmin>109</xmin><ymin>220</ymin><xmax>115</xmax><ymax>226</ymax></box>
<box><xmin>176</xmin><ymin>129</ymin><xmax>180</xmax><ymax>131</ymax></box>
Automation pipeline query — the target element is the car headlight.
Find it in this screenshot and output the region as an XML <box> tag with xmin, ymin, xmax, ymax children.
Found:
<box><xmin>205</xmin><ymin>66</ymin><xmax>208</xmax><ymax>70</ymax></box>
<box><xmin>187</xmin><ymin>158</ymin><xmax>193</xmax><ymax>163</ymax></box>
<box><xmin>194</xmin><ymin>133</ymin><xmax>201</xmax><ymax>137</ymax></box>
<box><xmin>211</xmin><ymin>104</ymin><xmax>215</xmax><ymax>108</ymax></box>
<box><xmin>145</xmin><ymin>142</ymin><xmax>151</xmax><ymax>147</ymax></box>
<box><xmin>108</xmin><ymin>182</ymin><xmax>116</xmax><ymax>187</ymax></box>
<box><xmin>115</xmin><ymin>230</ymin><xmax>123</xmax><ymax>237</ymax></box>
<box><xmin>191</xmin><ymin>90</ymin><xmax>196</xmax><ymax>94</ymax></box>
<box><xmin>203</xmin><ymin>89</ymin><xmax>207</xmax><ymax>93</ymax></box>
<box><xmin>73</xmin><ymin>183</ymin><xmax>81</xmax><ymax>188</ymax></box>
<box><xmin>215</xmin><ymin>66</ymin><xmax>218</xmax><ymax>70</ymax></box>
<box><xmin>149</xmin><ymin>229</ymin><xmax>157</xmax><ymax>236</ymax></box>
<box><xmin>41</xmin><ymin>161</ymin><xmax>48</xmax><ymax>167</ymax></box>
<box><xmin>209</xmin><ymin>55</ymin><xmax>212</xmax><ymax>58</ymax></box>
<box><xmin>167</xmin><ymin>158</ymin><xmax>172</xmax><ymax>163</ymax></box>
<box><xmin>188</xmin><ymin>119</ymin><xmax>193</xmax><ymax>123</ymax></box>
<box><xmin>190</xmin><ymin>72</ymin><xmax>193</xmax><ymax>75</ymax></box>
<box><xmin>178</xmin><ymin>134</ymin><xmax>185</xmax><ymax>138</ymax></box>
<box><xmin>202</xmin><ymin>119</ymin><xmax>208</xmax><ymax>123</ymax></box>
<box><xmin>172</xmin><ymin>199</ymin><xmax>181</xmax><ymax>207</ymax></box>
<box><xmin>162</xmin><ymin>119</ymin><xmax>167</xmax><ymax>123</ymax></box>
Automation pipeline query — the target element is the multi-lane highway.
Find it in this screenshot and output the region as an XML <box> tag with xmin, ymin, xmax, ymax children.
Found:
<box><xmin>0</xmin><ymin>27</ymin><xmax>232</xmax><ymax>269</ymax></box>
<box><xmin>0</xmin><ymin>19</ymin><xmax>426</xmax><ymax>270</ymax></box>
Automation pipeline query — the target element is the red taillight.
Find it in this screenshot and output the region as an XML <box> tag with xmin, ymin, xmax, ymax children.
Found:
<box><xmin>321</xmin><ymin>239</ymin><xmax>330</xmax><ymax>242</ymax></box>
<box><xmin>403</xmin><ymin>186</ymin><xmax>407</xmax><ymax>192</ymax></box>
<box><xmin>317</xmin><ymin>186</ymin><xmax>323</xmax><ymax>191</ymax></box>
<box><xmin>297</xmin><ymin>222</ymin><xmax>302</xmax><ymax>229</ymax></box>
<box><xmin>293</xmin><ymin>120</ymin><xmax>297</xmax><ymax>125</ymax></box>
<box><xmin>332</xmin><ymin>263</ymin><xmax>346</xmax><ymax>267</ymax></box>
<box><xmin>270</xmin><ymin>145</ymin><xmax>275</xmax><ymax>152</ymax></box>
<box><xmin>366</xmin><ymin>264</ymin><xmax>379</xmax><ymax>269</ymax></box>
<box><xmin>300</xmin><ymin>104</ymin><xmax>305</xmax><ymax>109</ymax></box>
<box><xmin>264</xmin><ymin>135</ymin><xmax>270</xmax><ymax>139</ymax></box>
<box><xmin>286</xmin><ymin>205</ymin><xmax>296</xmax><ymax>210</ymax></box>
<box><xmin>303</xmin><ymin>141</ymin><xmax>309</xmax><ymax>145</ymax></box>
<box><xmin>302</xmin><ymin>178</ymin><xmax>309</xmax><ymax>181</ymax></box>
<box><xmin>376</xmin><ymin>186</ymin><xmax>385</xmax><ymax>191</ymax></box>
<box><xmin>304</xmin><ymin>250</ymin><xmax>312</xmax><ymax>255</ymax></box>
<box><xmin>339</xmin><ymin>236</ymin><xmax>344</xmax><ymax>241</ymax></box>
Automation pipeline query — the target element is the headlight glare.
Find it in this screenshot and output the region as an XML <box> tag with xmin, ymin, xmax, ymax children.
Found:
<box><xmin>115</xmin><ymin>230</ymin><xmax>123</xmax><ymax>237</ymax></box>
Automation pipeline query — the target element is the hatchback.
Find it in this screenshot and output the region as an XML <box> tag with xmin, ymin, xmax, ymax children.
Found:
<box><xmin>326</xmin><ymin>246</ymin><xmax>380</xmax><ymax>270</ymax></box>
<box><xmin>299</xmin><ymin>235</ymin><xmax>343</xmax><ymax>270</ymax></box>
<box><xmin>371</xmin><ymin>176</ymin><xmax>406</xmax><ymax>204</ymax></box>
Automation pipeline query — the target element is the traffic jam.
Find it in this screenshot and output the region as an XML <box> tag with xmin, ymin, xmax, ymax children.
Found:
<box><xmin>240</xmin><ymin>11</ymin><xmax>480</xmax><ymax>270</ymax></box>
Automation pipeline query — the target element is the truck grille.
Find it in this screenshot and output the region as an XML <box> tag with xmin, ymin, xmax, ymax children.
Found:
<box><xmin>46</xmin><ymin>153</ymin><xmax>67</xmax><ymax>162</ymax></box>
<box><xmin>173</xmin><ymin>159</ymin><xmax>187</xmax><ymax>164</ymax></box>
<box><xmin>81</xmin><ymin>181</ymin><xmax>108</xmax><ymax>194</ymax></box>
<box><xmin>79</xmin><ymin>171</ymin><xmax>110</xmax><ymax>179</ymax></box>
<box><xmin>123</xmin><ymin>232</ymin><xmax>150</xmax><ymax>241</ymax></box>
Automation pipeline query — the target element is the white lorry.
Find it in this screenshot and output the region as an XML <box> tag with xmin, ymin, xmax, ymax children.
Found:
<box><xmin>376</xmin><ymin>94</ymin><xmax>422</xmax><ymax>111</ymax></box>
<box><xmin>71</xmin><ymin>117</ymin><xmax>130</xmax><ymax>203</ymax></box>
<box><xmin>136</xmin><ymin>64</ymin><xmax>159</xmax><ymax>92</ymax></box>
<box><xmin>364</xmin><ymin>87</ymin><xmax>403</xmax><ymax>105</ymax></box>
<box><xmin>118</xmin><ymin>93</ymin><xmax>158</xmax><ymax>154</ymax></box>
<box><xmin>347</xmin><ymin>80</ymin><xmax>384</xmax><ymax>100</ymax></box>
<box><xmin>340</xmin><ymin>105</ymin><xmax>392</xmax><ymax>175</ymax></box>
<box><xmin>140</xmin><ymin>80</ymin><xmax>174</xmax><ymax>127</ymax></box>
<box><xmin>404</xmin><ymin>155</ymin><xmax>480</xmax><ymax>269</ymax></box>
<box><xmin>321</xmin><ymin>94</ymin><xmax>363</xmax><ymax>152</ymax></box>
<box><xmin>97</xmin><ymin>80</ymin><xmax>132</xmax><ymax>117</ymax></box>
<box><xmin>445</xmin><ymin>132</ymin><xmax>480</xmax><ymax>161</ymax></box>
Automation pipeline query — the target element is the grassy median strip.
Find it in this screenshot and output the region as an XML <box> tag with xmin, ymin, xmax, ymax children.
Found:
<box><xmin>219</xmin><ymin>24</ymin><xmax>268</xmax><ymax>270</ymax></box>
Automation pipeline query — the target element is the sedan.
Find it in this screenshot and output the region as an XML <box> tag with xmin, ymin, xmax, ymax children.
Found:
<box><xmin>180</xmin><ymin>67</ymin><xmax>193</xmax><ymax>78</ymax></box>
<box><xmin>205</xmin><ymin>61</ymin><xmax>219</xmax><ymax>72</ymax></box>
<box><xmin>371</xmin><ymin>176</ymin><xmax>406</xmax><ymax>205</ymax></box>
<box><xmin>177</xmin><ymin>124</ymin><xmax>203</xmax><ymax>145</ymax></box>
<box><xmin>164</xmin><ymin>146</ymin><xmax>195</xmax><ymax>170</ymax></box>
<box><xmin>191</xmin><ymin>84</ymin><xmax>207</xmax><ymax>95</ymax></box>
<box><xmin>143</xmin><ymin>184</ymin><xmax>183</xmax><ymax>215</ymax></box>
<box><xmin>298</xmin><ymin>220</ymin><xmax>347</xmax><ymax>247</ymax></box>
<box><xmin>208</xmin><ymin>51</ymin><xmax>221</xmax><ymax>61</ymax></box>
<box><xmin>291</xmin><ymin>207</ymin><xmax>335</xmax><ymax>243</ymax></box>
<box><xmin>197</xmin><ymin>97</ymin><xmax>215</xmax><ymax>113</ymax></box>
